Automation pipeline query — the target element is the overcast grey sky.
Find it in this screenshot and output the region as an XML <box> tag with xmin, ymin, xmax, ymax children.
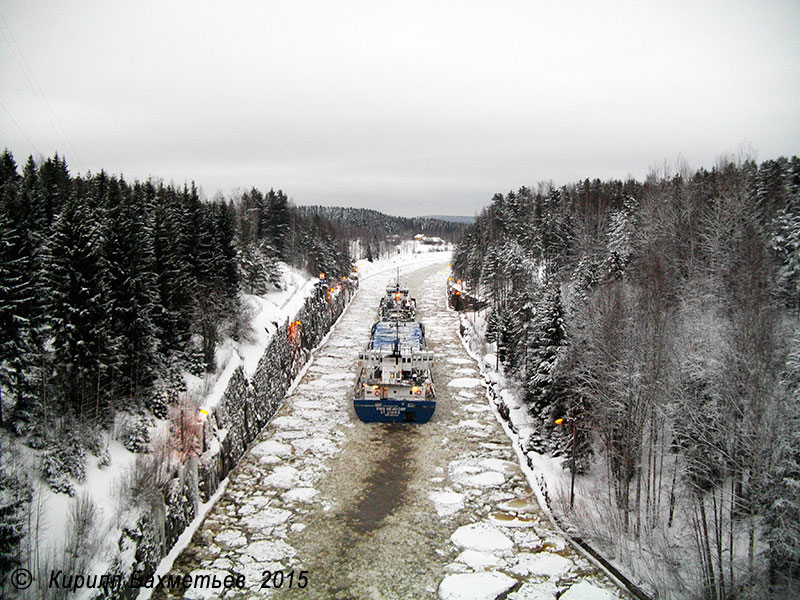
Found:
<box><xmin>1</xmin><ymin>1</ymin><xmax>798</xmax><ymax>216</ymax></box>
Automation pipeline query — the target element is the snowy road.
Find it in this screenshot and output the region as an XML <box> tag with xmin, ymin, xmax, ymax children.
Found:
<box><xmin>153</xmin><ymin>257</ymin><xmax>625</xmax><ymax>600</ymax></box>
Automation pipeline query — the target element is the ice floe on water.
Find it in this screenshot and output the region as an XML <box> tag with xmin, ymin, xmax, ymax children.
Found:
<box><xmin>480</xmin><ymin>458</ymin><xmax>517</xmax><ymax>472</ymax></box>
<box><xmin>450</xmin><ymin>523</ymin><xmax>514</xmax><ymax>552</ymax></box>
<box><xmin>182</xmin><ymin>570</ymin><xmax>226</xmax><ymax>600</ymax></box>
<box><xmin>292</xmin><ymin>436</ymin><xmax>337</xmax><ymax>456</ymax></box>
<box><xmin>438</xmin><ymin>571</ymin><xmax>516</xmax><ymax>600</ymax></box>
<box><xmin>262</xmin><ymin>465</ymin><xmax>300</xmax><ymax>489</ymax></box>
<box><xmin>281</xmin><ymin>486</ymin><xmax>319</xmax><ymax>503</ymax></box>
<box><xmin>272</xmin><ymin>430</ymin><xmax>307</xmax><ymax>440</ymax></box>
<box><xmin>245</xmin><ymin>539</ymin><xmax>296</xmax><ymax>562</ymax></box>
<box><xmin>462</xmin><ymin>470</ymin><xmax>506</xmax><ymax>487</ymax></box>
<box><xmin>507</xmin><ymin>581</ymin><xmax>559</xmax><ymax>600</ymax></box>
<box><xmin>455</xmin><ymin>549</ymin><xmax>505</xmax><ymax>570</ymax></box>
<box><xmin>256</xmin><ymin>454</ymin><xmax>282</xmax><ymax>465</ymax></box>
<box><xmin>270</xmin><ymin>415</ymin><xmax>305</xmax><ymax>429</ymax></box>
<box><xmin>538</xmin><ymin>533</ymin><xmax>568</xmax><ymax>552</ymax></box>
<box><xmin>455</xmin><ymin>367</ymin><xmax>479</xmax><ymax>375</ymax></box>
<box><xmin>496</xmin><ymin>497</ymin><xmax>538</xmax><ymax>513</ymax></box>
<box><xmin>292</xmin><ymin>408</ymin><xmax>330</xmax><ymax>422</ymax></box>
<box><xmin>447</xmin><ymin>357</ymin><xmax>473</xmax><ymax>365</ymax></box>
<box><xmin>214</xmin><ymin>529</ymin><xmax>246</xmax><ymax>547</ymax></box>
<box><xmin>457</xmin><ymin>418</ymin><xmax>487</xmax><ymax>430</ymax></box>
<box><xmin>560</xmin><ymin>580</ymin><xmax>619</xmax><ymax>600</ymax></box>
<box><xmin>242</xmin><ymin>506</ymin><xmax>292</xmax><ymax>530</ymax></box>
<box><xmin>428</xmin><ymin>490</ymin><xmax>466</xmax><ymax>516</ymax></box>
<box><xmin>251</xmin><ymin>440</ymin><xmax>293</xmax><ymax>457</ymax></box>
<box><xmin>487</xmin><ymin>512</ymin><xmax>538</xmax><ymax>528</ymax></box>
<box><xmin>511</xmin><ymin>529</ymin><xmax>543</xmax><ymax>548</ymax></box>
<box><xmin>448</xmin><ymin>459</ymin><xmax>507</xmax><ymax>488</ymax></box>
<box><xmin>446</xmin><ymin>377</ymin><xmax>483</xmax><ymax>388</ymax></box>
<box><xmin>512</xmin><ymin>552</ymin><xmax>574</xmax><ymax>578</ymax></box>
<box><xmin>315</xmin><ymin>371</ymin><xmax>355</xmax><ymax>381</ymax></box>
<box><xmin>292</xmin><ymin>398</ymin><xmax>333</xmax><ymax>411</ymax></box>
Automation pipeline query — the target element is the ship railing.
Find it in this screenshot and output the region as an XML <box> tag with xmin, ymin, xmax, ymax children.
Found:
<box><xmin>357</xmin><ymin>350</ymin><xmax>434</xmax><ymax>366</ymax></box>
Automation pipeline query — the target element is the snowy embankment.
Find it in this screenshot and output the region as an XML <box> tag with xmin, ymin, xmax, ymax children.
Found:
<box><xmin>15</xmin><ymin>264</ymin><xmax>318</xmax><ymax>599</ymax></box>
<box><xmin>456</xmin><ymin>310</ymin><xmax>650</xmax><ymax>600</ymax></box>
<box><xmin>196</xmin><ymin>266</ymin><xmax>319</xmax><ymax>412</ymax></box>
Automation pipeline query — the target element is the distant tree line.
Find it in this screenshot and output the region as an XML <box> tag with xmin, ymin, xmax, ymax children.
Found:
<box><xmin>298</xmin><ymin>205</ymin><xmax>465</xmax><ymax>260</ymax></box>
<box><xmin>453</xmin><ymin>156</ymin><xmax>800</xmax><ymax>598</ymax></box>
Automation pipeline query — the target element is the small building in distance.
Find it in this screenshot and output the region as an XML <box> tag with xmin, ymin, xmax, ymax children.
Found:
<box><xmin>414</xmin><ymin>233</ymin><xmax>444</xmax><ymax>245</ymax></box>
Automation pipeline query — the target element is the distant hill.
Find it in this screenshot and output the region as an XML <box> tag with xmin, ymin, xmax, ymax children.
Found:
<box><xmin>297</xmin><ymin>206</ymin><xmax>467</xmax><ymax>241</ymax></box>
<box><xmin>422</xmin><ymin>215</ymin><xmax>476</xmax><ymax>224</ymax></box>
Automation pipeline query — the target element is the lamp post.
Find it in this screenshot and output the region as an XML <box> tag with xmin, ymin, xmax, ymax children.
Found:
<box><xmin>554</xmin><ymin>416</ymin><xmax>577</xmax><ymax>510</ymax></box>
<box><xmin>199</xmin><ymin>408</ymin><xmax>209</xmax><ymax>453</ymax></box>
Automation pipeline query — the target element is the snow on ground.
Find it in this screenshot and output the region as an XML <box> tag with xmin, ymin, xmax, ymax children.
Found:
<box><xmin>18</xmin><ymin>435</ymin><xmax>140</xmax><ymax>600</ymax></box>
<box><xmin>200</xmin><ymin>264</ymin><xmax>319</xmax><ymax>411</ymax></box>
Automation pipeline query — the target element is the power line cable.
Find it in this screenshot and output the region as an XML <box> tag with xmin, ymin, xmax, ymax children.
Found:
<box><xmin>0</xmin><ymin>12</ymin><xmax>85</xmax><ymax>172</ymax></box>
<box><xmin>0</xmin><ymin>101</ymin><xmax>43</xmax><ymax>157</ymax></box>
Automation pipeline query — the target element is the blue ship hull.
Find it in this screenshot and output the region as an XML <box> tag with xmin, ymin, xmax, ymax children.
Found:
<box><xmin>354</xmin><ymin>398</ymin><xmax>435</xmax><ymax>423</ymax></box>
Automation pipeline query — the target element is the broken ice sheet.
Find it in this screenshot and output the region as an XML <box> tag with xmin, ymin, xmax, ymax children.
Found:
<box><xmin>450</xmin><ymin>522</ymin><xmax>514</xmax><ymax>552</ymax></box>
<box><xmin>428</xmin><ymin>489</ymin><xmax>466</xmax><ymax>516</ymax></box>
<box><xmin>438</xmin><ymin>571</ymin><xmax>516</xmax><ymax>600</ymax></box>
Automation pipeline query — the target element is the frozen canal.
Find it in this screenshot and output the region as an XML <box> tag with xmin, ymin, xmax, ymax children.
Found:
<box><xmin>154</xmin><ymin>258</ymin><xmax>626</xmax><ymax>600</ymax></box>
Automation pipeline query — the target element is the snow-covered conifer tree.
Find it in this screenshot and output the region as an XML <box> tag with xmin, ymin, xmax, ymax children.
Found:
<box><xmin>44</xmin><ymin>195</ymin><xmax>115</xmax><ymax>419</ymax></box>
<box><xmin>524</xmin><ymin>282</ymin><xmax>568</xmax><ymax>453</ymax></box>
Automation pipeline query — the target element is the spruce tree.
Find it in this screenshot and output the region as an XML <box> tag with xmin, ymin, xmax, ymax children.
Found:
<box><xmin>772</xmin><ymin>207</ymin><xmax>800</xmax><ymax>310</ymax></box>
<box><xmin>35</xmin><ymin>153</ymin><xmax>72</xmax><ymax>227</ymax></box>
<box><xmin>238</xmin><ymin>241</ymin><xmax>277</xmax><ymax>295</ymax></box>
<box><xmin>103</xmin><ymin>178</ymin><xmax>160</xmax><ymax>403</ymax></box>
<box><xmin>44</xmin><ymin>194</ymin><xmax>115</xmax><ymax>420</ymax></box>
<box><xmin>193</xmin><ymin>200</ymin><xmax>239</xmax><ymax>371</ymax></box>
<box><xmin>265</xmin><ymin>189</ymin><xmax>291</xmax><ymax>259</ymax></box>
<box><xmin>152</xmin><ymin>185</ymin><xmax>195</xmax><ymax>359</ymax></box>
<box><xmin>0</xmin><ymin>212</ymin><xmax>40</xmax><ymax>424</ymax></box>
<box><xmin>525</xmin><ymin>282</ymin><xmax>568</xmax><ymax>453</ymax></box>
<box><xmin>0</xmin><ymin>152</ymin><xmax>42</xmax><ymax>425</ymax></box>
<box><xmin>605</xmin><ymin>199</ymin><xmax>636</xmax><ymax>280</ymax></box>
<box><xmin>0</xmin><ymin>457</ymin><xmax>30</xmax><ymax>576</ymax></box>
<box><xmin>764</xmin><ymin>386</ymin><xmax>800</xmax><ymax>590</ymax></box>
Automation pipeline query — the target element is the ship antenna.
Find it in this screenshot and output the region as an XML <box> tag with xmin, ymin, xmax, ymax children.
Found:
<box><xmin>394</xmin><ymin>320</ymin><xmax>400</xmax><ymax>355</ymax></box>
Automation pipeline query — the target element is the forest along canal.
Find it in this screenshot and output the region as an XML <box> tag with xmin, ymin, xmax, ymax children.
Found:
<box><xmin>154</xmin><ymin>258</ymin><xmax>627</xmax><ymax>600</ymax></box>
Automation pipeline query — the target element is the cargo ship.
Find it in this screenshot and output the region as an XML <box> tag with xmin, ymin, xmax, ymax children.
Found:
<box><xmin>379</xmin><ymin>278</ymin><xmax>416</xmax><ymax>321</ymax></box>
<box><xmin>353</xmin><ymin>319</ymin><xmax>436</xmax><ymax>423</ymax></box>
